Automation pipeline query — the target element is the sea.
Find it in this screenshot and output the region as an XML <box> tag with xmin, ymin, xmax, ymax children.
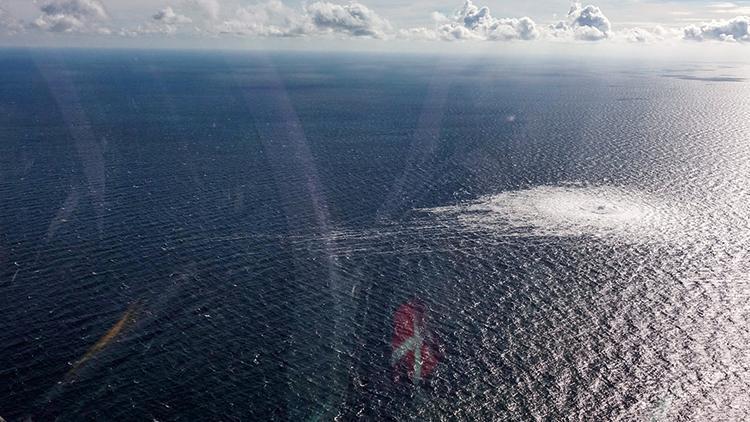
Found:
<box><xmin>1</xmin><ymin>49</ymin><xmax>749</xmax><ymax>420</ymax></box>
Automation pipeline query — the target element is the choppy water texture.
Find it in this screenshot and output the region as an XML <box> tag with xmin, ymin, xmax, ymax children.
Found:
<box><xmin>1</xmin><ymin>50</ymin><xmax>750</xmax><ymax>420</ymax></box>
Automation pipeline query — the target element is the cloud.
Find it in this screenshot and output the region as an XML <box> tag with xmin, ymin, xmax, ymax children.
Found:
<box><xmin>23</xmin><ymin>0</ymin><xmax>749</xmax><ymax>48</ymax></box>
<box><xmin>683</xmin><ymin>16</ymin><xmax>750</xmax><ymax>41</ymax></box>
<box><xmin>551</xmin><ymin>3</ymin><xmax>612</xmax><ymax>41</ymax></box>
<box><xmin>39</xmin><ymin>0</ymin><xmax>107</xmax><ymax>20</ymax></box>
<box><xmin>0</xmin><ymin>7</ymin><xmax>24</xmax><ymax>35</ymax></box>
<box><xmin>622</xmin><ymin>27</ymin><xmax>652</xmax><ymax>43</ymax></box>
<box><xmin>431</xmin><ymin>11</ymin><xmax>449</xmax><ymax>23</ymax></box>
<box><xmin>397</xmin><ymin>26</ymin><xmax>439</xmax><ymax>41</ymax></box>
<box><xmin>153</xmin><ymin>7</ymin><xmax>192</xmax><ymax>25</ymax></box>
<box><xmin>121</xmin><ymin>5</ymin><xmax>194</xmax><ymax>36</ymax></box>
<box><xmin>402</xmin><ymin>0</ymin><xmax>538</xmax><ymax>42</ymax></box>
<box><xmin>186</xmin><ymin>0</ymin><xmax>221</xmax><ymax>20</ymax></box>
<box><xmin>218</xmin><ymin>0</ymin><xmax>308</xmax><ymax>37</ymax></box>
<box><xmin>305</xmin><ymin>1</ymin><xmax>391</xmax><ymax>38</ymax></box>
<box><xmin>32</xmin><ymin>0</ymin><xmax>109</xmax><ymax>33</ymax></box>
<box><xmin>621</xmin><ymin>26</ymin><xmax>678</xmax><ymax>43</ymax></box>
<box><xmin>444</xmin><ymin>0</ymin><xmax>538</xmax><ymax>41</ymax></box>
<box><xmin>218</xmin><ymin>0</ymin><xmax>390</xmax><ymax>39</ymax></box>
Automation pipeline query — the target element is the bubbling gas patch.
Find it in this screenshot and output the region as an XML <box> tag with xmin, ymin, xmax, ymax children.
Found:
<box><xmin>429</xmin><ymin>185</ymin><xmax>679</xmax><ymax>240</ymax></box>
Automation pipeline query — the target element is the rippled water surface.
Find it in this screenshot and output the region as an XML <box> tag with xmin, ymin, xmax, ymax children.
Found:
<box><xmin>1</xmin><ymin>50</ymin><xmax>749</xmax><ymax>420</ymax></box>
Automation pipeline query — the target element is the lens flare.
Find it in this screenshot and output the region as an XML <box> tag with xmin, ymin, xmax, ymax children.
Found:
<box><xmin>68</xmin><ymin>301</ymin><xmax>140</xmax><ymax>376</ymax></box>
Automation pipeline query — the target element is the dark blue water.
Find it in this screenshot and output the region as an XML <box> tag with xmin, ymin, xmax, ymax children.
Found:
<box><xmin>1</xmin><ymin>49</ymin><xmax>749</xmax><ymax>420</ymax></box>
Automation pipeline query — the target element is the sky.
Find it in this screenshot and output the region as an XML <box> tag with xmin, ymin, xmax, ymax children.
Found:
<box><xmin>0</xmin><ymin>0</ymin><xmax>749</xmax><ymax>54</ymax></box>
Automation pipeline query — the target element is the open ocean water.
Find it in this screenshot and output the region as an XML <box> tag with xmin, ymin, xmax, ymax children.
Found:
<box><xmin>1</xmin><ymin>49</ymin><xmax>749</xmax><ymax>420</ymax></box>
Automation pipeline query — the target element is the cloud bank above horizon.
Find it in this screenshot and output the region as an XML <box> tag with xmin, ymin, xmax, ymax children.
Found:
<box><xmin>1</xmin><ymin>0</ymin><xmax>749</xmax><ymax>47</ymax></box>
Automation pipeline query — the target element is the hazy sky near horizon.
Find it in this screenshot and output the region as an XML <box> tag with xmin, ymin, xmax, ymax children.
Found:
<box><xmin>1</xmin><ymin>0</ymin><xmax>749</xmax><ymax>52</ymax></box>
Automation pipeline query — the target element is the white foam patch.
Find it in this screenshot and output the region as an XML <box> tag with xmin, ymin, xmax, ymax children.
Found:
<box><xmin>429</xmin><ymin>185</ymin><xmax>677</xmax><ymax>239</ymax></box>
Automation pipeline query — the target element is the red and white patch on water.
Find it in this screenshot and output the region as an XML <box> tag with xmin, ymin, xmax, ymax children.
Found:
<box><xmin>391</xmin><ymin>300</ymin><xmax>438</xmax><ymax>383</ymax></box>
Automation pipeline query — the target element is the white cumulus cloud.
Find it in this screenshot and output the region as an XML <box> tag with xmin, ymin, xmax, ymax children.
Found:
<box><xmin>683</xmin><ymin>16</ymin><xmax>750</xmax><ymax>41</ymax></box>
<box><xmin>153</xmin><ymin>7</ymin><xmax>192</xmax><ymax>25</ymax></box>
<box><xmin>32</xmin><ymin>0</ymin><xmax>109</xmax><ymax>33</ymax></box>
<box><xmin>305</xmin><ymin>1</ymin><xmax>391</xmax><ymax>38</ymax></box>
<box><xmin>402</xmin><ymin>0</ymin><xmax>539</xmax><ymax>42</ymax></box>
<box><xmin>217</xmin><ymin>0</ymin><xmax>390</xmax><ymax>39</ymax></box>
<box><xmin>122</xmin><ymin>5</ymin><xmax>195</xmax><ymax>36</ymax></box>
<box><xmin>443</xmin><ymin>0</ymin><xmax>538</xmax><ymax>41</ymax></box>
<box><xmin>550</xmin><ymin>3</ymin><xmax>612</xmax><ymax>41</ymax></box>
<box><xmin>218</xmin><ymin>0</ymin><xmax>308</xmax><ymax>37</ymax></box>
<box><xmin>621</xmin><ymin>26</ymin><xmax>679</xmax><ymax>43</ymax></box>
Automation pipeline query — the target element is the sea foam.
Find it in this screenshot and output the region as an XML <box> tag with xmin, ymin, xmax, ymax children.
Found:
<box><xmin>429</xmin><ymin>185</ymin><xmax>676</xmax><ymax>240</ymax></box>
